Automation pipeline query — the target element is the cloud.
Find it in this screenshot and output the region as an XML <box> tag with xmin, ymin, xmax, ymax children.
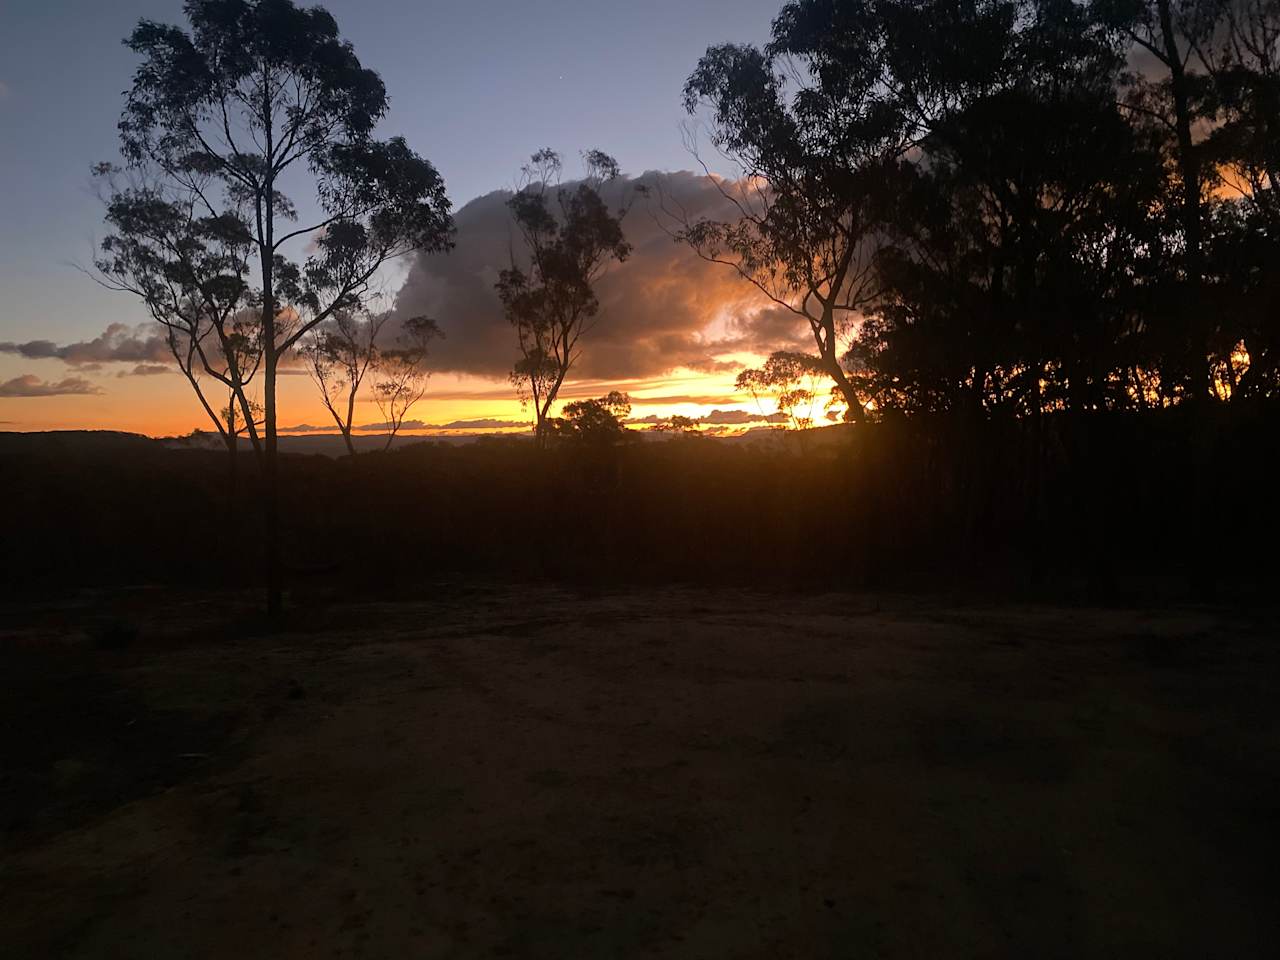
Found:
<box><xmin>0</xmin><ymin>81</ymin><xmax>10</xmax><ymax>100</ymax></box>
<box><xmin>12</xmin><ymin>170</ymin><xmax>807</xmax><ymax>393</ymax></box>
<box><xmin>627</xmin><ymin>393</ymin><xmax>739</xmax><ymax>406</ymax></box>
<box><xmin>355</xmin><ymin>417</ymin><xmax>529</xmax><ymax>432</ymax></box>
<box><xmin>118</xmin><ymin>364</ymin><xmax>172</xmax><ymax>377</ymax></box>
<box><xmin>279</xmin><ymin>423</ymin><xmax>331</xmax><ymax>433</ymax></box>
<box><xmin>0</xmin><ymin>322</ymin><xmax>170</xmax><ymax>367</ymax></box>
<box><xmin>682</xmin><ymin>357</ymin><xmax>746</xmax><ymax>374</ymax></box>
<box><xmin>282</xmin><ymin>417</ymin><xmax>530</xmax><ymax>434</ymax></box>
<box><xmin>626</xmin><ymin>407</ymin><xmax>786</xmax><ymax>426</ymax></box>
<box><xmin>699</xmin><ymin>408</ymin><xmax>787</xmax><ymax>425</ymax></box>
<box><xmin>391</xmin><ymin>171</ymin><xmax>810</xmax><ymax>382</ymax></box>
<box><xmin>0</xmin><ymin>374</ymin><xmax>103</xmax><ymax>397</ymax></box>
<box><xmin>427</xmin><ymin>417</ymin><xmax>528</xmax><ymax>431</ymax></box>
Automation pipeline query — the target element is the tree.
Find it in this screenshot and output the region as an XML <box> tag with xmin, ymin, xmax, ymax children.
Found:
<box><xmin>498</xmin><ymin>149</ymin><xmax>638</xmax><ymax>445</ymax></box>
<box><xmin>102</xmin><ymin>0</ymin><xmax>454</xmax><ymax>613</ymax></box>
<box><xmin>549</xmin><ymin>391</ymin><xmax>633</xmax><ymax>444</ymax></box>
<box><xmin>95</xmin><ymin>164</ymin><xmax>264</xmax><ymax>459</ymax></box>
<box><xmin>671</xmin><ymin>0</ymin><xmax>1020</xmax><ymax>421</ymax></box>
<box><xmin>852</xmin><ymin>84</ymin><xmax>1164</xmax><ymax>418</ymax></box>
<box><xmin>302</xmin><ymin>309</ymin><xmax>389</xmax><ymax>456</ymax></box>
<box><xmin>1195</xmin><ymin>0</ymin><xmax>1280</xmax><ymax>397</ymax></box>
<box><xmin>736</xmin><ymin>351</ymin><xmax>831</xmax><ymax>432</ymax></box>
<box><xmin>221</xmin><ymin>395</ymin><xmax>265</xmax><ymax>443</ymax></box>
<box><xmin>370</xmin><ymin>315</ymin><xmax>440</xmax><ymax>451</ymax></box>
<box><xmin>650</xmin><ymin>414</ymin><xmax>700</xmax><ymax>435</ymax></box>
<box><xmin>1102</xmin><ymin>0</ymin><xmax>1226</xmax><ymax>397</ymax></box>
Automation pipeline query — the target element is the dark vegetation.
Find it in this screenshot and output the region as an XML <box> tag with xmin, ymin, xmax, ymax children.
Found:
<box><xmin>2</xmin><ymin>412</ymin><xmax>1275</xmax><ymax>602</ymax></box>
<box><xmin>79</xmin><ymin>0</ymin><xmax>1280</xmax><ymax>613</ymax></box>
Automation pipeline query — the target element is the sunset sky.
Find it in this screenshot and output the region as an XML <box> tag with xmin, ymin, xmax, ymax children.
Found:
<box><xmin>0</xmin><ymin>0</ymin><xmax>807</xmax><ymax>437</ymax></box>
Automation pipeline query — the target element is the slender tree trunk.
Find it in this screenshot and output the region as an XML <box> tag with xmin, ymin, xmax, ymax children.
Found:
<box><xmin>816</xmin><ymin>305</ymin><xmax>865</xmax><ymax>422</ymax></box>
<box><xmin>536</xmin><ymin>366</ymin><xmax>568</xmax><ymax>449</ymax></box>
<box><xmin>533</xmin><ymin>399</ymin><xmax>547</xmax><ymax>449</ymax></box>
<box><xmin>343</xmin><ymin>384</ymin><xmax>358</xmax><ymax>456</ymax></box>
<box><xmin>228</xmin><ymin>434</ymin><xmax>239</xmax><ymax>496</ymax></box>
<box><xmin>226</xmin><ymin>431</ymin><xmax>239</xmax><ymax>527</ymax></box>
<box><xmin>262</xmin><ymin>77</ymin><xmax>283</xmax><ymax>618</ymax></box>
<box><xmin>1156</xmin><ymin>0</ymin><xmax>1210</xmax><ymax>398</ymax></box>
<box><xmin>263</xmin><ymin>324</ymin><xmax>281</xmax><ymax>616</ymax></box>
<box><xmin>827</xmin><ymin>360</ymin><xmax>866</xmax><ymax>423</ymax></box>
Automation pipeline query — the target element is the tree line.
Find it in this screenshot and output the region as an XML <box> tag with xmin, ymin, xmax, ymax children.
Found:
<box><xmin>674</xmin><ymin>0</ymin><xmax>1280</xmax><ymax>421</ymax></box>
<box><xmin>93</xmin><ymin>0</ymin><xmax>1280</xmax><ymax>613</ymax></box>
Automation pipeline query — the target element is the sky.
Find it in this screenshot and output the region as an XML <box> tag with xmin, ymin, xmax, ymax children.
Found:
<box><xmin>0</xmin><ymin>0</ymin><xmax>794</xmax><ymax>435</ymax></box>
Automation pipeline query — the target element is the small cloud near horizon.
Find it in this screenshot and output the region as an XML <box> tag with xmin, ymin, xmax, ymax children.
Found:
<box><xmin>281</xmin><ymin>417</ymin><xmax>530</xmax><ymax>434</ymax></box>
<box><xmin>627</xmin><ymin>408</ymin><xmax>786</xmax><ymax>426</ymax></box>
<box><xmin>355</xmin><ymin>417</ymin><xmax>529</xmax><ymax>432</ymax></box>
<box><xmin>0</xmin><ymin>374</ymin><xmax>103</xmax><ymax>397</ymax></box>
<box><xmin>119</xmin><ymin>364</ymin><xmax>172</xmax><ymax>377</ymax></box>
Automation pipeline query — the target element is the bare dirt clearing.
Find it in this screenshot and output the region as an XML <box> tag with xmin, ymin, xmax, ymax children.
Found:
<box><xmin>2</xmin><ymin>587</ymin><xmax>1275</xmax><ymax>958</ymax></box>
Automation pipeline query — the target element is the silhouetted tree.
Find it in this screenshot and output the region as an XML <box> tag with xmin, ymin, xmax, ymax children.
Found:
<box><xmin>94</xmin><ymin>164</ymin><xmax>263</xmax><ymax>458</ymax></box>
<box><xmin>674</xmin><ymin>0</ymin><xmax>1054</xmax><ymax>421</ymax></box>
<box><xmin>1100</xmin><ymin>0</ymin><xmax>1226</xmax><ymax>397</ymax></box>
<box><xmin>672</xmin><ymin>5</ymin><xmax>897</xmax><ymax>421</ymax></box>
<box><xmin>101</xmin><ymin>0</ymin><xmax>453</xmax><ymax>613</ymax></box>
<box><xmin>498</xmin><ymin>150</ymin><xmax>638</xmax><ymax>445</ymax></box>
<box><xmin>302</xmin><ymin>310</ymin><xmax>389</xmax><ymax>456</ymax></box>
<box><xmin>650</xmin><ymin>414</ymin><xmax>699</xmax><ymax>435</ymax></box>
<box><xmin>737</xmin><ymin>352</ymin><xmax>831</xmax><ymax>431</ymax></box>
<box><xmin>549</xmin><ymin>391</ymin><xmax>633</xmax><ymax>444</ymax></box>
<box><xmin>370</xmin><ymin>315</ymin><xmax>440</xmax><ymax>451</ymax></box>
<box><xmin>1196</xmin><ymin>0</ymin><xmax>1280</xmax><ymax>397</ymax></box>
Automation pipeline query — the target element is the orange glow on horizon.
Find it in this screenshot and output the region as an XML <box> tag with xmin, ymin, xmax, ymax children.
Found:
<box><xmin>0</xmin><ymin>355</ymin><xmax>788</xmax><ymax>438</ymax></box>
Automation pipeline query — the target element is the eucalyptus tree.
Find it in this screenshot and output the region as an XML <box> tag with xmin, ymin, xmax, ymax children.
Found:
<box><xmin>551</xmin><ymin>391</ymin><xmax>633</xmax><ymax>444</ymax></box>
<box><xmin>671</xmin><ymin>0</ymin><xmax>1028</xmax><ymax>421</ymax></box>
<box><xmin>850</xmin><ymin>0</ymin><xmax>1162</xmax><ymax>417</ymax></box>
<box><xmin>1195</xmin><ymin>0</ymin><xmax>1280</xmax><ymax>397</ymax></box>
<box><xmin>1097</xmin><ymin>0</ymin><xmax>1229</xmax><ymax>397</ymax></box>
<box><xmin>736</xmin><ymin>351</ymin><xmax>831</xmax><ymax>432</ymax></box>
<box><xmin>95</xmin><ymin>162</ymin><xmax>264</xmax><ymax>456</ymax></box>
<box><xmin>497</xmin><ymin>149</ymin><xmax>638</xmax><ymax>445</ymax></box>
<box><xmin>370</xmin><ymin>315</ymin><xmax>440</xmax><ymax>451</ymax></box>
<box><xmin>100</xmin><ymin>0</ymin><xmax>453</xmax><ymax>613</ymax></box>
<box><xmin>302</xmin><ymin>310</ymin><xmax>389</xmax><ymax>456</ymax></box>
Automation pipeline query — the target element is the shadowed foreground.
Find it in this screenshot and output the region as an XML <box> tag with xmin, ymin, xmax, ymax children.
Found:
<box><xmin>1</xmin><ymin>587</ymin><xmax>1275</xmax><ymax>958</ymax></box>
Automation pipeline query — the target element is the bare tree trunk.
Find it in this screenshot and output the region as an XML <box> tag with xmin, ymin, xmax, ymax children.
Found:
<box><xmin>535</xmin><ymin>367</ymin><xmax>568</xmax><ymax>449</ymax></box>
<box><xmin>343</xmin><ymin>384</ymin><xmax>358</xmax><ymax>456</ymax></box>
<box><xmin>226</xmin><ymin>431</ymin><xmax>239</xmax><ymax>530</ymax></box>
<box><xmin>816</xmin><ymin>303</ymin><xmax>865</xmax><ymax>423</ymax></box>
<box><xmin>261</xmin><ymin>79</ymin><xmax>283</xmax><ymax>618</ymax></box>
<box><xmin>1156</xmin><ymin>0</ymin><xmax>1210</xmax><ymax>399</ymax></box>
<box><xmin>263</xmin><ymin>328</ymin><xmax>281</xmax><ymax>616</ymax></box>
<box><xmin>827</xmin><ymin>358</ymin><xmax>866</xmax><ymax>423</ymax></box>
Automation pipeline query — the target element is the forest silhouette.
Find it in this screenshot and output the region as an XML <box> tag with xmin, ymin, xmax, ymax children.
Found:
<box><xmin>20</xmin><ymin>0</ymin><xmax>1274</xmax><ymax>606</ymax></box>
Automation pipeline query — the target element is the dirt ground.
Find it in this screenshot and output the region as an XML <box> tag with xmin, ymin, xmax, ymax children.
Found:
<box><xmin>1</xmin><ymin>585</ymin><xmax>1276</xmax><ymax>958</ymax></box>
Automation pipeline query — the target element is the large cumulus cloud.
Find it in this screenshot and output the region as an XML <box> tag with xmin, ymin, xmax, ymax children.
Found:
<box><xmin>392</xmin><ymin>170</ymin><xmax>808</xmax><ymax>381</ymax></box>
<box><xmin>8</xmin><ymin>172</ymin><xmax>810</xmax><ymax>395</ymax></box>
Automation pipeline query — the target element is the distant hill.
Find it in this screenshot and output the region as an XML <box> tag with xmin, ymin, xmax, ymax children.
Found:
<box><xmin>164</xmin><ymin>431</ymin><xmax>511</xmax><ymax>457</ymax></box>
<box><xmin>0</xmin><ymin>430</ymin><xmax>162</xmax><ymax>456</ymax></box>
<box><xmin>0</xmin><ymin>423</ymin><xmax>855</xmax><ymax>460</ymax></box>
